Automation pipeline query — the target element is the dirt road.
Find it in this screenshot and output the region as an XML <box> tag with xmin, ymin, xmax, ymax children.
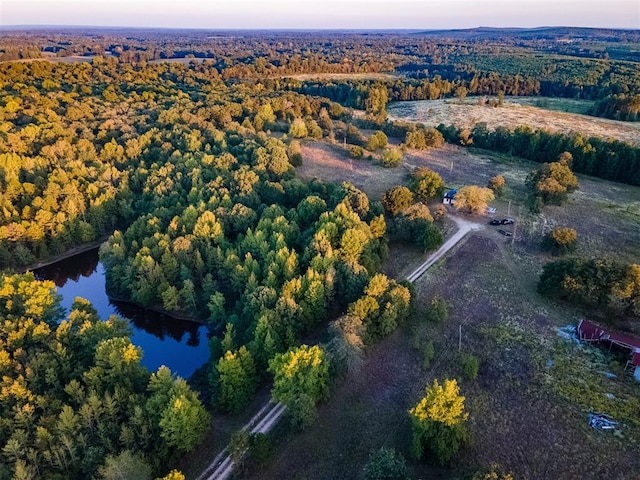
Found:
<box><xmin>195</xmin><ymin>214</ymin><xmax>481</xmax><ymax>480</ymax></box>
<box><xmin>406</xmin><ymin>216</ymin><xmax>483</xmax><ymax>283</ymax></box>
<box><xmin>196</xmin><ymin>402</ymin><xmax>287</xmax><ymax>480</ymax></box>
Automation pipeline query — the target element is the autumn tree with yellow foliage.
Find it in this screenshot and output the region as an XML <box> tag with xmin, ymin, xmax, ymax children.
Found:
<box><xmin>453</xmin><ymin>186</ymin><xmax>495</xmax><ymax>215</ymax></box>
<box><xmin>409</xmin><ymin>378</ymin><xmax>469</xmax><ymax>465</ymax></box>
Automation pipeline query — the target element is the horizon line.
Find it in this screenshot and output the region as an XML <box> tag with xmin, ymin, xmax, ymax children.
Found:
<box><xmin>2</xmin><ymin>24</ymin><xmax>639</xmax><ymax>32</ymax></box>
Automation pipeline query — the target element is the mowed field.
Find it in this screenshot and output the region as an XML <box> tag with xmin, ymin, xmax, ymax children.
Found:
<box><xmin>387</xmin><ymin>97</ymin><xmax>640</xmax><ymax>146</ymax></box>
<box><xmin>244</xmin><ymin>139</ymin><xmax>640</xmax><ymax>480</ymax></box>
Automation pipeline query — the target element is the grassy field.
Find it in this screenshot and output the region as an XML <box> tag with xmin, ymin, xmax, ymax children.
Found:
<box><xmin>238</xmin><ymin>139</ymin><xmax>640</xmax><ymax>480</ymax></box>
<box><xmin>296</xmin><ymin>141</ymin><xmax>410</xmax><ymax>202</ymax></box>
<box><xmin>387</xmin><ymin>97</ymin><xmax>640</xmax><ymax>146</ymax></box>
<box><xmin>298</xmin><ymin>139</ymin><xmax>640</xmax><ymax>264</ymax></box>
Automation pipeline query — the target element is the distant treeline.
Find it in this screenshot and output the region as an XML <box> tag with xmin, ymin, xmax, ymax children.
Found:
<box><xmin>436</xmin><ymin>123</ymin><xmax>640</xmax><ymax>186</ymax></box>
<box><xmin>288</xmin><ymin>73</ymin><xmax>640</xmax><ymax>123</ymax></box>
<box><xmin>591</xmin><ymin>94</ymin><xmax>640</xmax><ymax>122</ymax></box>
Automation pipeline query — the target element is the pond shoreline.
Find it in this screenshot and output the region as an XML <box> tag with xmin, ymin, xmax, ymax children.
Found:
<box><xmin>108</xmin><ymin>293</ymin><xmax>208</xmax><ymax>326</ymax></box>
<box><xmin>17</xmin><ymin>234</ymin><xmax>112</xmax><ymax>274</ymax></box>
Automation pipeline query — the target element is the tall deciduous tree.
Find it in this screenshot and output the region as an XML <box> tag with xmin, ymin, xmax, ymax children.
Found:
<box><xmin>159</xmin><ymin>392</ymin><xmax>210</xmax><ymax>453</ymax></box>
<box><xmin>453</xmin><ymin>186</ymin><xmax>495</xmax><ymax>215</ymax></box>
<box><xmin>97</xmin><ymin>450</ymin><xmax>152</xmax><ymax>480</ymax></box>
<box><xmin>268</xmin><ymin>345</ymin><xmax>329</xmax><ymax>429</ymax></box>
<box><xmin>526</xmin><ymin>153</ymin><xmax>578</xmax><ymax>211</ymax></box>
<box><xmin>410</xmin><ymin>167</ymin><xmax>445</xmax><ymax>201</ymax></box>
<box><xmin>409</xmin><ymin>378</ymin><xmax>468</xmax><ymax>465</ymax></box>
<box><xmin>216</xmin><ymin>346</ymin><xmax>258</xmax><ymax>414</ymax></box>
<box><xmin>382</xmin><ymin>186</ymin><xmax>413</xmax><ymax>216</ymax></box>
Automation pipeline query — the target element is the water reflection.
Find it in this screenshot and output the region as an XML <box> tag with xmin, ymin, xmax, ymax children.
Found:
<box><xmin>111</xmin><ymin>299</ymin><xmax>202</xmax><ymax>346</ymax></box>
<box><xmin>33</xmin><ymin>247</ymin><xmax>210</xmax><ymax>378</ymax></box>
<box><xmin>35</xmin><ymin>248</ymin><xmax>100</xmax><ymax>288</ymax></box>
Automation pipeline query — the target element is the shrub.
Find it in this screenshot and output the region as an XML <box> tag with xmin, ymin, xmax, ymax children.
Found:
<box><xmin>350</xmin><ymin>145</ymin><xmax>365</xmax><ymax>159</ymax></box>
<box><xmin>362</xmin><ymin>447</ymin><xmax>410</xmax><ymax>480</ymax></box>
<box><xmin>461</xmin><ymin>353</ymin><xmax>479</xmax><ymax>380</ymax></box>
<box><xmin>433</xmin><ymin>204</ymin><xmax>447</xmax><ymax>220</ymax></box>
<box><xmin>422</xmin><ymin>341</ymin><xmax>435</xmax><ymax>369</ymax></box>
<box><xmin>229</xmin><ymin>430</ymin><xmax>251</xmax><ymax>463</ymax></box>
<box><xmin>249</xmin><ymin>433</ymin><xmax>274</xmax><ymax>467</ymax></box>
<box><xmin>472</xmin><ymin>463</ymin><xmax>515</xmax><ymax>480</ymax></box>
<box><xmin>381</xmin><ymin>147</ymin><xmax>403</xmax><ymax>168</ymax></box>
<box><xmin>487</xmin><ymin>175</ymin><xmax>505</xmax><ymax>197</ymax></box>
<box><xmin>288</xmin><ymin>140</ymin><xmax>303</xmax><ymax>166</ymax></box>
<box><xmin>426</xmin><ymin>296</ymin><xmax>448</xmax><ymax>323</ymax></box>
<box><xmin>366</xmin><ymin>131</ymin><xmax>388</xmax><ymax>151</ymax></box>
<box><xmin>543</xmin><ymin>227</ymin><xmax>578</xmax><ymax>255</ymax></box>
<box><xmin>420</xmin><ymin>223</ymin><xmax>443</xmax><ymax>252</ymax></box>
<box><xmin>289</xmin><ymin>118</ymin><xmax>308</xmax><ymax>138</ymax></box>
<box><xmin>405</xmin><ymin>127</ymin><xmax>444</xmax><ymax>149</ymax></box>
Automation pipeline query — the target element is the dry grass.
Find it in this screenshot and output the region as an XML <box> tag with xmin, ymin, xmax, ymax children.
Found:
<box><xmin>297</xmin><ymin>141</ymin><xmax>410</xmax><ymax>202</ymax></box>
<box><xmin>387</xmin><ymin>97</ymin><xmax>640</xmax><ymax>146</ymax></box>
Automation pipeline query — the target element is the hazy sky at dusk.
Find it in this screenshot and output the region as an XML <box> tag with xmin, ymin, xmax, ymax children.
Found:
<box><xmin>2</xmin><ymin>0</ymin><xmax>639</xmax><ymax>29</ymax></box>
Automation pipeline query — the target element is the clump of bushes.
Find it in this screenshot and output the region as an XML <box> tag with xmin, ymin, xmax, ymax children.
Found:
<box><xmin>380</xmin><ymin>147</ymin><xmax>403</xmax><ymax>168</ymax></box>
<box><xmin>461</xmin><ymin>353</ymin><xmax>479</xmax><ymax>380</ymax></box>
<box><xmin>426</xmin><ymin>296</ymin><xmax>448</xmax><ymax>323</ymax></box>
<box><xmin>543</xmin><ymin>227</ymin><xmax>578</xmax><ymax>255</ymax></box>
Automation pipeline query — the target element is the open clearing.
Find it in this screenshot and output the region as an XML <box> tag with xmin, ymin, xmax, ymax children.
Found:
<box><xmin>247</xmin><ymin>139</ymin><xmax>640</xmax><ymax>480</ymax></box>
<box><xmin>387</xmin><ymin>97</ymin><xmax>640</xmax><ymax>146</ymax></box>
<box><xmin>298</xmin><ymin>139</ymin><xmax>640</xmax><ymax>265</ymax></box>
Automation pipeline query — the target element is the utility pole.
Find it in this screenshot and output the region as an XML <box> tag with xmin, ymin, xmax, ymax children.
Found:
<box><xmin>507</xmin><ymin>200</ymin><xmax>511</xmax><ymax>217</ymax></box>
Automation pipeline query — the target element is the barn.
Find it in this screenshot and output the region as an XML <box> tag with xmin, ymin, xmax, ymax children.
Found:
<box><xmin>577</xmin><ymin>319</ymin><xmax>640</xmax><ymax>381</ymax></box>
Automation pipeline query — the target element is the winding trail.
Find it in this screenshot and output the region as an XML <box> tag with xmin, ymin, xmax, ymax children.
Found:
<box><xmin>195</xmin><ymin>214</ymin><xmax>482</xmax><ymax>480</ymax></box>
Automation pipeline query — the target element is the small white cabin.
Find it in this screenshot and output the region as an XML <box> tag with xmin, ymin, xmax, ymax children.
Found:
<box><xmin>443</xmin><ymin>189</ymin><xmax>457</xmax><ymax>205</ymax></box>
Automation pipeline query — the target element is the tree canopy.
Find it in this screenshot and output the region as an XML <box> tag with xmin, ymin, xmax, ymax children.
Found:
<box><xmin>409</xmin><ymin>378</ymin><xmax>469</xmax><ymax>465</ymax></box>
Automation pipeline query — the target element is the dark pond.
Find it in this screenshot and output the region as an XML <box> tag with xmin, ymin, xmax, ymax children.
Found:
<box><xmin>33</xmin><ymin>248</ymin><xmax>210</xmax><ymax>378</ymax></box>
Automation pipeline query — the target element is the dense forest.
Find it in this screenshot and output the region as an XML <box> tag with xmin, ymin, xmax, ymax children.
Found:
<box><xmin>1</xmin><ymin>27</ymin><xmax>639</xmax><ymax>478</ymax></box>
<box><xmin>0</xmin><ymin>39</ymin><xmax>406</xmax><ymax>478</ymax></box>
<box><xmin>2</xmin><ymin>27</ymin><xmax>639</xmax><ymax>119</ymax></box>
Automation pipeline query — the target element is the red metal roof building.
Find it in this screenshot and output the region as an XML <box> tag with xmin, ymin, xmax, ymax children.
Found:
<box><xmin>577</xmin><ymin>319</ymin><xmax>640</xmax><ymax>377</ymax></box>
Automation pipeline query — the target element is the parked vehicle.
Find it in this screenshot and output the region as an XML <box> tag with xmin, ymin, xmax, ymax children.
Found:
<box><xmin>501</xmin><ymin>218</ymin><xmax>514</xmax><ymax>225</ymax></box>
<box><xmin>498</xmin><ymin>229</ymin><xmax>512</xmax><ymax>236</ymax></box>
<box><xmin>489</xmin><ymin>219</ymin><xmax>501</xmax><ymax>225</ymax></box>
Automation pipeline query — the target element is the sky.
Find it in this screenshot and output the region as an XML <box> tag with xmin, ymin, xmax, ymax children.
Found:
<box><xmin>1</xmin><ymin>0</ymin><xmax>639</xmax><ymax>30</ymax></box>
